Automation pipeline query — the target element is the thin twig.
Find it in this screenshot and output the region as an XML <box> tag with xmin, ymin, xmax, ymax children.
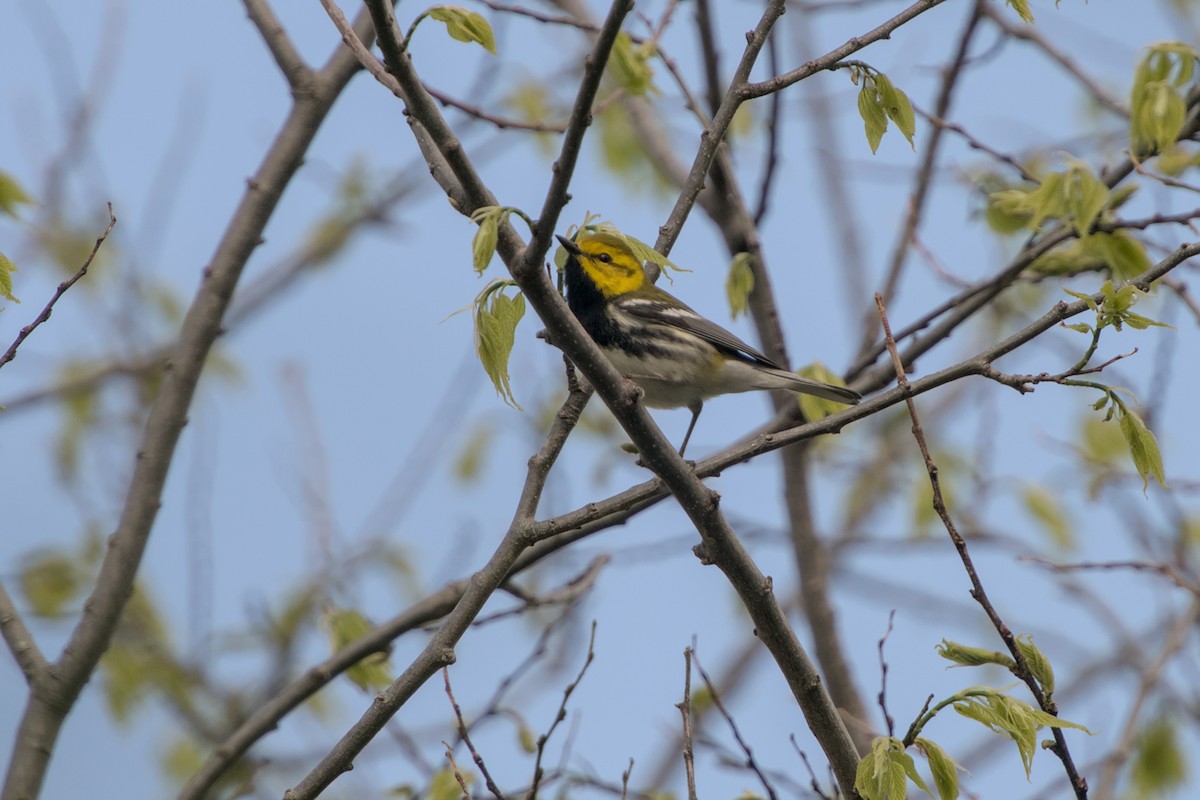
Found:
<box><xmin>873</xmin><ymin>0</ymin><xmax>985</xmax><ymax>331</ymax></box>
<box><xmin>0</xmin><ymin>203</ymin><xmax>116</xmax><ymax>370</ymax></box>
<box><xmin>876</xmin><ymin>610</ymin><xmax>896</xmax><ymax>739</ymax></box>
<box><xmin>676</xmin><ymin>647</ymin><xmax>699</xmax><ymax>800</ymax></box>
<box><xmin>530</xmin><ymin>622</ymin><xmax>597</xmax><ymax>800</ymax></box>
<box><xmin>982</xmin><ymin>2</ymin><xmax>1128</xmax><ymax>117</ymax></box>
<box><xmin>444</xmin><ymin>667</ymin><xmax>508</xmax><ymax>800</ymax></box>
<box><xmin>692</xmin><ymin>652</ymin><xmax>779</xmax><ymax>800</ymax></box>
<box><xmin>789</xmin><ymin>736</ymin><xmax>834</xmax><ymax>800</ymax></box>
<box><xmin>874</xmin><ymin>292</ymin><xmax>1089</xmax><ymax>799</ymax></box>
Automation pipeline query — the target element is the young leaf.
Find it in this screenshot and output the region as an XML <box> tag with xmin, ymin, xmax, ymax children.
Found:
<box><xmin>726</xmin><ymin>252</ymin><xmax>755</xmax><ymax>319</ymax></box>
<box><xmin>1062</xmin><ymin>161</ymin><xmax>1108</xmax><ymax>237</ymax></box>
<box><xmin>428</xmin><ymin>5</ymin><xmax>497</xmax><ymax>53</ymax></box>
<box><xmin>858</xmin><ymin>80</ymin><xmax>889</xmax><ymax>154</ymax></box>
<box><xmin>936</xmin><ymin>639</ymin><xmax>1016</xmax><ymax>670</ymax></box>
<box><xmin>0</xmin><ymin>252</ymin><xmax>19</xmax><ymax>303</ymax></box>
<box><xmin>19</xmin><ymin>550</ymin><xmax>82</xmax><ymax>617</ymax></box>
<box><xmin>470</xmin><ymin>206</ymin><xmax>511</xmax><ymax>273</ymax></box>
<box><xmin>1006</xmin><ymin>0</ymin><xmax>1034</xmax><ymax>23</ymax></box>
<box><xmin>322</xmin><ymin>607</ymin><xmax>393</xmax><ymax>691</ymax></box>
<box><xmin>796</xmin><ymin>362</ymin><xmax>856</xmax><ymax>421</ymax></box>
<box><xmin>0</xmin><ymin>171</ymin><xmax>34</xmax><ymax>217</ymax></box>
<box><xmin>1130</xmin><ymin>43</ymin><xmax>1198</xmax><ymax>156</ymax></box>
<box><xmin>954</xmin><ymin>692</ymin><xmax>1090</xmax><ymax>778</ymax></box>
<box><xmin>874</xmin><ymin>72</ymin><xmax>916</xmax><ymax>148</ymax></box>
<box><xmin>915</xmin><ymin>738</ymin><xmax>961</xmax><ymax>800</ymax></box>
<box><xmin>1020</xmin><ymin>486</ymin><xmax>1074</xmax><ymax>551</ymax></box>
<box><xmin>1130</xmin><ymin>717</ymin><xmax>1187</xmax><ymax>796</ymax></box>
<box><xmin>607</xmin><ymin>32</ymin><xmax>656</xmax><ymax>96</ymax></box>
<box><xmin>1014</xmin><ymin>634</ymin><xmax>1056</xmax><ymax>696</ymax></box>
<box><xmin>1088</xmin><ymin>231</ymin><xmax>1152</xmax><ymax>280</ymax></box>
<box><xmin>1117</xmin><ymin>406</ymin><xmax>1167</xmax><ymax>491</ymax></box>
<box><xmin>474</xmin><ymin>281</ymin><xmax>526</xmax><ymax>409</ymax></box>
<box><xmin>856</xmin><ymin>737</ymin><xmax>924</xmax><ymax>800</ymax></box>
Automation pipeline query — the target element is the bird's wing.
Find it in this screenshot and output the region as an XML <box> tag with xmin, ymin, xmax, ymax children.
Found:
<box><xmin>616</xmin><ymin>294</ymin><xmax>782</xmax><ymax>368</ymax></box>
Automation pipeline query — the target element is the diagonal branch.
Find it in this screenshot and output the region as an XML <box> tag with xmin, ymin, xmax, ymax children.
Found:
<box><xmin>0</xmin><ymin>204</ymin><xmax>116</xmax><ymax>371</ymax></box>
<box><xmin>0</xmin><ymin>582</ymin><xmax>48</xmax><ymax>685</ymax></box>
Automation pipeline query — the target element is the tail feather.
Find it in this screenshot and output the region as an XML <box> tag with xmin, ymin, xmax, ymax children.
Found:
<box><xmin>759</xmin><ymin>366</ymin><xmax>861</xmax><ymax>404</ymax></box>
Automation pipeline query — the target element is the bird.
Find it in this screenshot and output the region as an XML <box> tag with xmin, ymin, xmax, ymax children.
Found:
<box><xmin>556</xmin><ymin>231</ymin><xmax>860</xmax><ymax>455</ymax></box>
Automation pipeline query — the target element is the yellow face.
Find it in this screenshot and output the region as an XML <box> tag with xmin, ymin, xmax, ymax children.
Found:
<box><xmin>573</xmin><ymin>233</ymin><xmax>649</xmax><ymax>297</ymax></box>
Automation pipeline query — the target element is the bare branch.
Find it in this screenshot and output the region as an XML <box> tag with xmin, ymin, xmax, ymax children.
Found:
<box><xmin>676</xmin><ymin>648</ymin><xmax>699</xmax><ymax>800</ymax></box>
<box><xmin>444</xmin><ymin>668</ymin><xmax>507</xmax><ymax>800</ymax></box>
<box><xmin>0</xmin><ymin>203</ymin><xmax>116</xmax><ymax>371</ymax></box>
<box><xmin>242</xmin><ymin>0</ymin><xmax>312</xmax><ymax>88</ymax></box>
<box><xmin>693</xmin><ymin>651</ymin><xmax>779</xmax><ymax>800</ymax></box>
<box><xmin>0</xmin><ymin>582</ymin><xmax>48</xmax><ymax>684</ymax></box>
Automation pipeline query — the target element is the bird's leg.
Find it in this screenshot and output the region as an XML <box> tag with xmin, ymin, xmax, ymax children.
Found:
<box><xmin>678</xmin><ymin>401</ymin><xmax>703</xmax><ymax>457</ymax></box>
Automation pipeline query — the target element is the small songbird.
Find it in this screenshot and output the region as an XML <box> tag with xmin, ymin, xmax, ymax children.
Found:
<box><xmin>557</xmin><ymin>231</ymin><xmax>860</xmax><ymax>455</ymax></box>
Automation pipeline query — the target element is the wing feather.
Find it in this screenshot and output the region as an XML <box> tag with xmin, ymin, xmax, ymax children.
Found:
<box><xmin>616</xmin><ymin>295</ymin><xmax>782</xmax><ymax>368</ymax></box>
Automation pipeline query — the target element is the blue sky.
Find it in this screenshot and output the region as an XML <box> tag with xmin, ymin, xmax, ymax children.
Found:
<box><xmin>2</xmin><ymin>0</ymin><xmax>1198</xmax><ymax>798</ymax></box>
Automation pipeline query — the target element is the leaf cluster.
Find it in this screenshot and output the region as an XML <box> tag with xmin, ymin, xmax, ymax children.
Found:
<box><xmin>857</xmin><ymin>637</ymin><xmax>1084</xmax><ymax>800</ymax></box>
<box><xmin>851</xmin><ymin>66</ymin><xmax>916</xmax><ymax>154</ymax></box>
<box><xmin>1131</xmin><ymin>42</ymin><xmax>1198</xmax><ymax>157</ymax></box>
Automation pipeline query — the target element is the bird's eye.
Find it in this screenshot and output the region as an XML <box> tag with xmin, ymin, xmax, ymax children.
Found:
<box><xmin>596</xmin><ymin>252</ymin><xmax>612</xmax><ymax>264</ymax></box>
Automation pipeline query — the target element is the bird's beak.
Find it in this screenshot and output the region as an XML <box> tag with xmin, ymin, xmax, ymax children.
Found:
<box><xmin>555</xmin><ymin>234</ymin><xmax>583</xmax><ymax>256</ymax></box>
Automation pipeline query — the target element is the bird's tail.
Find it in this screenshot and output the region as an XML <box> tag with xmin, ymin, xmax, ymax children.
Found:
<box><xmin>760</xmin><ymin>366</ymin><xmax>861</xmax><ymax>405</ymax></box>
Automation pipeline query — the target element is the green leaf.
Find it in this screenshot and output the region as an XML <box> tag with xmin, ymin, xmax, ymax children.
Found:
<box><xmin>1118</xmin><ymin>406</ymin><xmax>1167</xmax><ymax>491</ymax></box>
<box><xmin>0</xmin><ymin>251</ymin><xmax>19</xmax><ymax>303</ymax></box>
<box><xmin>1062</xmin><ymin>161</ymin><xmax>1108</xmax><ymax>237</ymax></box>
<box><xmin>1130</xmin><ymin>717</ymin><xmax>1187</xmax><ymax>796</ymax></box>
<box><xmin>428</xmin><ymin>5</ymin><xmax>496</xmax><ymax>53</ymax></box>
<box><xmin>858</xmin><ymin>80</ymin><xmax>888</xmax><ymax>154</ymax></box>
<box><xmin>19</xmin><ymin>551</ymin><xmax>82</xmax><ymax>617</ymax></box>
<box><xmin>517</xmin><ymin>721</ymin><xmax>537</xmax><ymax>754</ymax></box>
<box><xmin>323</xmin><ymin>607</ymin><xmax>393</xmax><ymax>691</ymax></box>
<box><xmin>953</xmin><ymin>692</ymin><xmax>1090</xmax><ymax>778</ymax></box>
<box><xmin>936</xmin><ymin>639</ymin><xmax>1016</xmax><ymax>670</ymax></box>
<box><xmin>453</xmin><ymin>423</ymin><xmax>493</xmax><ymax>483</ymax></box>
<box><xmin>470</xmin><ymin>206</ymin><xmax>508</xmax><ymax>273</ymax></box>
<box><xmin>1130</xmin><ymin>43</ymin><xmax>1199</xmax><ymax>156</ymax></box>
<box><xmin>0</xmin><ymin>171</ymin><xmax>34</xmax><ymax>217</ymax></box>
<box><xmin>474</xmin><ymin>281</ymin><xmax>525</xmax><ymax>409</ymax></box>
<box><xmin>607</xmin><ymin>32</ymin><xmax>656</xmax><ymax>96</ymax></box>
<box><xmin>1089</xmin><ymin>231</ymin><xmax>1152</xmax><ymax>280</ymax></box>
<box><xmin>1006</xmin><ymin>0</ymin><xmax>1034</xmax><ymax>23</ymax></box>
<box><xmin>1020</xmin><ymin>486</ymin><xmax>1074</xmax><ymax>551</ymax></box>
<box><xmin>1014</xmin><ymin>634</ymin><xmax>1056</xmax><ymax>696</ymax></box>
<box><xmin>874</xmin><ymin>73</ymin><xmax>916</xmax><ymax>148</ymax></box>
<box><xmin>986</xmin><ymin>189</ymin><xmax>1035</xmax><ymax>234</ymax></box>
<box><xmin>726</xmin><ymin>252</ymin><xmax>755</xmax><ymax>319</ymax></box>
<box><xmin>100</xmin><ymin>642</ymin><xmax>151</xmax><ymax>722</ymax></box>
<box><xmin>856</xmin><ymin>737</ymin><xmax>920</xmax><ymax>800</ymax></box>
<box><xmin>163</xmin><ymin>736</ymin><xmax>205</xmax><ymax>783</ymax></box>
<box><xmin>429</xmin><ymin>768</ymin><xmax>472</xmax><ymax>800</ymax></box>
<box><xmin>915</xmin><ymin>738</ymin><xmax>960</xmax><ymax>800</ymax></box>
<box><xmin>796</xmin><ymin>362</ymin><xmax>856</xmax><ymax>421</ymax></box>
